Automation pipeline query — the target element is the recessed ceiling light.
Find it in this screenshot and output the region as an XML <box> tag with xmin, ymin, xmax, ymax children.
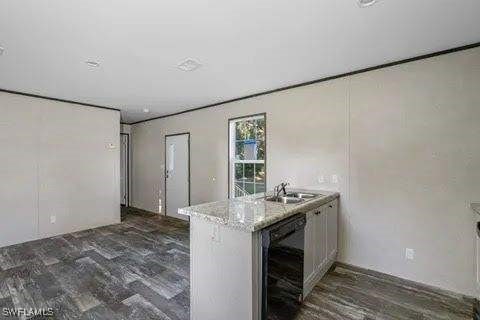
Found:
<box><xmin>0</xmin><ymin>46</ymin><xmax>4</xmax><ymax>56</ymax></box>
<box><xmin>143</xmin><ymin>108</ymin><xmax>150</xmax><ymax>113</ymax></box>
<box><xmin>177</xmin><ymin>58</ymin><xmax>202</xmax><ymax>72</ymax></box>
<box><xmin>358</xmin><ymin>0</ymin><xmax>378</xmax><ymax>7</ymax></box>
<box><xmin>85</xmin><ymin>60</ymin><xmax>100</xmax><ymax>67</ymax></box>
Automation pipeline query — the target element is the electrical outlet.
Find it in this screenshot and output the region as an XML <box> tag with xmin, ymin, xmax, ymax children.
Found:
<box><xmin>405</xmin><ymin>248</ymin><xmax>414</xmax><ymax>260</ymax></box>
<box><xmin>332</xmin><ymin>174</ymin><xmax>339</xmax><ymax>184</ymax></box>
<box><xmin>50</xmin><ymin>216</ymin><xmax>56</xmax><ymax>224</ymax></box>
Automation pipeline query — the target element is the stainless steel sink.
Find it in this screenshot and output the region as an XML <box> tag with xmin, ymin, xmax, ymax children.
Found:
<box><xmin>265</xmin><ymin>196</ymin><xmax>304</xmax><ymax>204</ymax></box>
<box><xmin>265</xmin><ymin>191</ymin><xmax>323</xmax><ymax>204</ymax></box>
<box><xmin>285</xmin><ymin>192</ymin><xmax>320</xmax><ymax>199</ymax></box>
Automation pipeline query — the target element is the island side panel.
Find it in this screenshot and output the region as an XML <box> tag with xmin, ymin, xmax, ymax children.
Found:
<box><xmin>190</xmin><ymin>215</ymin><xmax>255</xmax><ymax>320</ymax></box>
<box><xmin>252</xmin><ymin>230</ymin><xmax>262</xmax><ymax>320</ymax></box>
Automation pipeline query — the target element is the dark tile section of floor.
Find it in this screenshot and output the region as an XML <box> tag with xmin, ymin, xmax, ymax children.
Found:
<box><xmin>0</xmin><ymin>209</ymin><xmax>475</xmax><ymax>320</ymax></box>
<box><xmin>0</xmin><ymin>209</ymin><xmax>189</xmax><ymax>320</ymax></box>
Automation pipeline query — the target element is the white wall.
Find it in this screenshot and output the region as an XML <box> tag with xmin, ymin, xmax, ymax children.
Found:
<box><xmin>130</xmin><ymin>47</ymin><xmax>480</xmax><ymax>296</ymax></box>
<box><xmin>0</xmin><ymin>92</ymin><xmax>120</xmax><ymax>247</ymax></box>
<box><xmin>121</xmin><ymin>123</ymin><xmax>131</xmax><ymax>134</ymax></box>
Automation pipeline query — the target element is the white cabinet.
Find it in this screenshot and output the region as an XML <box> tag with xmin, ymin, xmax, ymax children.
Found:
<box><xmin>313</xmin><ymin>206</ymin><xmax>327</xmax><ymax>271</ymax></box>
<box><xmin>303</xmin><ymin>212</ymin><xmax>315</xmax><ymax>281</ymax></box>
<box><xmin>326</xmin><ymin>199</ymin><xmax>338</xmax><ymax>261</ymax></box>
<box><xmin>303</xmin><ymin>199</ymin><xmax>338</xmax><ymax>298</ymax></box>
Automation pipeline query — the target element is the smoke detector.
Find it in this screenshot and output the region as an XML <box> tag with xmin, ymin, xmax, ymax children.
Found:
<box><xmin>358</xmin><ymin>0</ymin><xmax>378</xmax><ymax>7</ymax></box>
<box><xmin>85</xmin><ymin>60</ymin><xmax>100</xmax><ymax>67</ymax></box>
<box><xmin>177</xmin><ymin>58</ymin><xmax>202</xmax><ymax>72</ymax></box>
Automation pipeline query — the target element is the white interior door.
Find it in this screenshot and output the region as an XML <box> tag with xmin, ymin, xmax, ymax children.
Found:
<box><xmin>166</xmin><ymin>133</ymin><xmax>190</xmax><ymax>220</ymax></box>
<box><xmin>120</xmin><ymin>134</ymin><xmax>128</xmax><ymax>206</ymax></box>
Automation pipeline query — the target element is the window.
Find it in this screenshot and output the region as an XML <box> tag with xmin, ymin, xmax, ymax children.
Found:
<box><xmin>229</xmin><ymin>114</ymin><xmax>266</xmax><ymax>198</ymax></box>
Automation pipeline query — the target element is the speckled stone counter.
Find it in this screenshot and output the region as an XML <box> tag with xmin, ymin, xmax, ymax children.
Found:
<box><xmin>178</xmin><ymin>189</ymin><xmax>339</xmax><ymax>232</ymax></box>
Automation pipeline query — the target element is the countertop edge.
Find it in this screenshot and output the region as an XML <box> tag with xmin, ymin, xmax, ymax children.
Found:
<box><xmin>179</xmin><ymin>191</ymin><xmax>340</xmax><ymax>232</ymax></box>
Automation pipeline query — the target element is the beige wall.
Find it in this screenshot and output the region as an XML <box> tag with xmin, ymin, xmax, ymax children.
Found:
<box><xmin>121</xmin><ymin>123</ymin><xmax>131</xmax><ymax>134</ymax></box>
<box><xmin>0</xmin><ymin>92</ymin><xmax>120</xmax><ymax>247</ymax></box>
<box><xmin>131</xmin><ymin>47</ymin><xmax>480</xmax><ymax>296</ymax></box>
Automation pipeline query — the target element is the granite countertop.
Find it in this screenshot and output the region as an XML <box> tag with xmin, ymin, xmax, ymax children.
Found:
<box><xmin>178</xmin><ymin>189</ymin><xmax>340</xmax><ymax>232</ymax></box>
<box><xmin>471</xmin><ymin>203</ymin><xmax>480</xmax><ymax>215</ymax></box>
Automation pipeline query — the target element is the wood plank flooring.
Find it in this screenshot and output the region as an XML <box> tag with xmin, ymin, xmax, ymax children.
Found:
<box><xmin>299</xmin><ymin>264</ymin><xmax>475</xmax><ymax>320</ymax></box>
<box><xmin>0</xmin><ymin>209</ymin><xmax>475</xmax><ymax>319</ymax></box>
<box><xmin>0</xmin><ymin>209</ymin><xmax>189</xmax><ymax>320</ymax></box>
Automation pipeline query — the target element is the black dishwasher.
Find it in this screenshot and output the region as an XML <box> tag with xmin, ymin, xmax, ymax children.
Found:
<box><xmin>261</xmin><ymin>213</ymin><xmax>306</xmax><ymax>320</ymax></box>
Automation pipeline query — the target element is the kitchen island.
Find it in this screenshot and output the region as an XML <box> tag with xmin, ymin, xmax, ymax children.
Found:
<box><xmin>178</xmin><ymin>189</ymin><xmax>340</xmax><ymax>320</ymax></box>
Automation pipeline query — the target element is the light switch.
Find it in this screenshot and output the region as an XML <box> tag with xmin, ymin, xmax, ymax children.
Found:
<box><xmin>405</xmin><ymin>248</ymin><xmax>415</xmax><ymax>260</ymax></box>
<box><xmin>50</xmin><ymin>216</ymin><xmax>56</xmax><ymax>224</ymax></box>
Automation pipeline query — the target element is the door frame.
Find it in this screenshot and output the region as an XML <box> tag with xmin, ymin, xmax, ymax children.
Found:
<box><xmin>120</xmin><ymin>133</ymin><xmax>130</xmax><ymax>207</ymax></box>
<box><xmin>164</xmin><ymin>132</ymin><xmax>191</xmax><ymax>217</ymax></box>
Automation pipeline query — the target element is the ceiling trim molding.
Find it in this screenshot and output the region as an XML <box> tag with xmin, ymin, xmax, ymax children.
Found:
<box><xmin>0</xmin><ymin>88</ymin><xmax>120</xmax><ymax>112</ymax></box>
<box><xmin>129</xmin><ymin>41</ymin><xmax>480</xmax><ymax>125</ymax></box>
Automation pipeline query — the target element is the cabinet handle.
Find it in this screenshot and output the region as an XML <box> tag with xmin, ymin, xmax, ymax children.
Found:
<box><xmin>329</xmin><ymin>205</ymin><xmax>333</xmax><ymax>208</ymax></box>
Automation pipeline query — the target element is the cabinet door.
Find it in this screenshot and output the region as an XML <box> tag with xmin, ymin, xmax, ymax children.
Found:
<box><xmin>304</xmin><ymin>212</ymin><xmax>315</xmax><ymax>281</ymax></box>
<box><xmin>314</xmin><ymin>206</ymin><xmax>327</xmax><ymax>270</ymax></box>
<box><xmin>326</xmin><ymin>200</ymin><xmax>338</xmax><ymax>260</ymax></box>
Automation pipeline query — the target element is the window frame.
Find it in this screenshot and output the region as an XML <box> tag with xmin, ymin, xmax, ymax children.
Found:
<box><xmin>228</xmin><ymin>113</ymin><xmax>267</xmax><ymax>198</ymax></box>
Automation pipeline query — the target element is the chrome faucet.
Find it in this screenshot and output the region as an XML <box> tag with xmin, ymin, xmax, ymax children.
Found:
<box><xmin>273</xmin><ymin>182</ymin><xmax>289</xmax><ymax>198</ymax></box>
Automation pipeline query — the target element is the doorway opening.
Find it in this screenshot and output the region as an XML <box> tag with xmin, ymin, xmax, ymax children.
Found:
<box><xmin>120</xmin><ymin>133</ymin><xmax>130</xmax><ymax>207</ymax></box>
<box><xmin>165</xmin><ymin>133</ymin><xmax>190</xmax><ymax>221</ymax></box>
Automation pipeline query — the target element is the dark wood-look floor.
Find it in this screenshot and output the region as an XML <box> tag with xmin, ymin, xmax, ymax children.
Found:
<box><xmin>0</xmin><ymin>209</ymin><xmax>190</xmax><ymax>320</ymax></box>
<box><xmin>0</xmin><ymin>209</ymin><xmax>475</xmax><ymax>319</ymax></box>
<box><xmin>299</xmin><ymin>264</ymin><xmax>475</xmax><ymax>320</ymax></box>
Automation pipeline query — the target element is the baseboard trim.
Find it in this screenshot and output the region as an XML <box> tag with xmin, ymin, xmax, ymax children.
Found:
<box><xmin>0</xmin><ymin>218</ymin><xmax>120</xmax><ymax>249</ymax></box>
<box><xmin>123</xmin><ymin>206</ymin><xmax>190</xmax><ymax>224</ymax></box>
<box><xmin>124</xmin><ymin>206</ymin><xmax>159</xmax><ymax>216</ymax></box>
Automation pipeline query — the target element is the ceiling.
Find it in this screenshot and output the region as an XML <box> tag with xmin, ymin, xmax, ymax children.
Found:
<box><xmin>1</xmin><ymin>0</ymin><xmax>479</xmax><ymax>123</ymax></box>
